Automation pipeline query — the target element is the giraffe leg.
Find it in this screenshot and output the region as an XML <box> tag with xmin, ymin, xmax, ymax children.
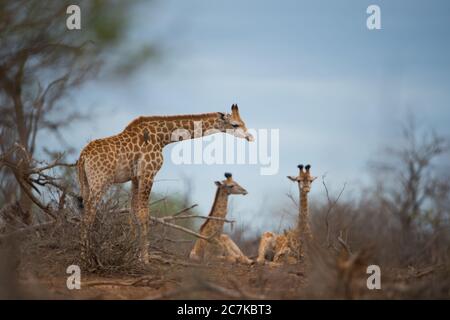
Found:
<box><xmin>257</xmin><ymin>232</ymin><xmax>276</xmax><ymax>264</ymax></box>
<box><xmin>128</xmin><ymin>178</ymin><xmax>139</xmax><ymax>238</ymax></box>
<box><xmin>215</xmin><ymin>236</ymin><xmax>237</xmax><ymax>263</ymax></box>
<box><xmin>220</xmin><ymin>234</ymin><xmax>253</xmax><ymax>265</ymax></box>
<box><xmin>80</xmin><ymin>186</ymin><xmax>106</xmax><ymax>265</ymax></box>
<box><xmin>135</xmin><ymin>176</ymin><xmax>153</xmax><ymax>264</ymax></box>
<box><xmin>189</xmin><ymin>239</ymin><xmax>207</xmax><ymax>261</ymax></box>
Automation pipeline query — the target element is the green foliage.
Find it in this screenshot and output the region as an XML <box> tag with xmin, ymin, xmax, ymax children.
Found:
<box><xmin>87</xmin><ymin>0</ymin><xmax>128</xmax><ymax>45</ymax></box>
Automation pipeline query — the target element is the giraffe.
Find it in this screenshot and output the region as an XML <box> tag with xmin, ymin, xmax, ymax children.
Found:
<box><xmin>256</xmin><ymin>164</ymin><xmax>316</xmax><ymax>265</ymax></box>
<box><xmin>77</xmin><ymin>104</ymin><xmax>253</xmax><ymax>264</ymax></box>
<box><xmin>189</xmin><ymin>173</ymin><xmax>253</xmax><ymax>265</ymax></box>
<box><xmin>288</xmin><ymin>164</ymin><xmax>316</xmax><ymax>240</ymax></box>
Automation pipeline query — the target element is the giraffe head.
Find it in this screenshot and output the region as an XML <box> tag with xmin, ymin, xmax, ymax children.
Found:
<box><xmin>218</xmin><ymin>104</ymin><xmax>254</xmax><ymax>142</ymax></box>
<box><xmin>215</xmin><ymin>172</ymin><xmax>248</xmax><ymax>195</ymax></box>
<box><xmin>288</xmin><ymin>164</ymin><xmax>317</xmax><ymax>193</ymax></box>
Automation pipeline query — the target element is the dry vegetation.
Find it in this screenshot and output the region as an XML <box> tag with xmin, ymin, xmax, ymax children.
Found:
<box><xmin>0</xmin><ymin>0</ymin><xmax>449</xmax><ymax>300</ymax></box>
<box><xmin>1</xmin><ymin>116</ymin><xmax>449</xmax><ymax>300</ymax></box>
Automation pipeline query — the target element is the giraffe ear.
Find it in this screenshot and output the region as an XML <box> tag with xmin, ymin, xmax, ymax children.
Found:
<box><xmin>218</xmin><ymin>112</ymin><xmax>225</xmax><ymax>119</ymax></box>
<box><xmin>231</xmin><ymin>104</ymin><xmax>240</xmax><ymax>119</ymax></box>
<box><xmin>287</xmin><ymin>176</ymin><xmax>298</xmax><ymax>182</ymax></box>
<box><xmin>214</xmin><ymin>181</ymin><xmax>222</xmax><ymax>187</ymax></box>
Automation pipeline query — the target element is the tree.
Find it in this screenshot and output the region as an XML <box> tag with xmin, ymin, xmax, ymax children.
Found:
<box><xmin>370</xmin><ymin>114</ymin><xmax>449</xmax><ymax>234</ymax></box>
<box><xmin>0</xmin><ymin>0</ymin><xmax>158</xmax><ymax>224</ymax></box>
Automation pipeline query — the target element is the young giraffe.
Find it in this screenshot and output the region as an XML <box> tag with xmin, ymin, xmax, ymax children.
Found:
<box><xmin>189</xmin><ymin>173</ymin><xmax>253</xmax><ymax>265</ymax></box>
<box><xmin>77</xmin><ymin>104</ymin><xmax>253</xmax><ymax>264</ymax></box>
<box><xmin>257</xmin><ymin>164</ymin><xmax>316</xmax><ymax>265</ymax></box>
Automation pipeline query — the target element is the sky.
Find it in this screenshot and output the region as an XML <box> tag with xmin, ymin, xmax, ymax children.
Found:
<box><xmin>48</xmin><ymin>0</ymin><xmax>450</xmax><ymax>233</ymax></box>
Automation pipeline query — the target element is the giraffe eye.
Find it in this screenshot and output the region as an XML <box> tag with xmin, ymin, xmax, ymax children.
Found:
<box><xmin>231</xmin><ymin>124</ymin><xmax>239</xmax><ymax>128</ymax></box>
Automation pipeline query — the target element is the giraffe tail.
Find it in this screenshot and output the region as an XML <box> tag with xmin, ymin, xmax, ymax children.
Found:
<box><xmin>76</xmin><ymin>158</ymin><xmax>87</xmax><ymax>210</ymax></box>
<box><xmin>75</xmin><ymin>195</ymin><xmax>84</xmax><ymax>210</ymax></box>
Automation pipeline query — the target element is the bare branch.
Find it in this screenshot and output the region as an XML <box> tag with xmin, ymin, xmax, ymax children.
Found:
<box><xmin>322</xmin><ymin>173</ymin><xmax>347</xmax><ymax>248</ymax></box>
<box><xmin>118</xmin><ymin>207</ymin><xmax>210</xmax><ymax>241</ymax></box>
<box><xmin>27</xmin><ymin>158</ymin><xmax>76</xmax><ymax>174</ymax></box>
<box><xmin>162</xmin><ymin>214</ymin><xmax>235</xmax><ymax>224</ymax></box>
<box><xmin>171</xmin><ymin>204</ymin><xmax>198</xmax><ymax>216</ymax></box>
<box><xmin>337</xmin><ymin>230</ymin><xmax>352</xmax><ymax>255</ymax></box>
<box><xmin>150</xmin><ymin>216</ymin><xmax>210</xmax><ymax>240</ymax></box>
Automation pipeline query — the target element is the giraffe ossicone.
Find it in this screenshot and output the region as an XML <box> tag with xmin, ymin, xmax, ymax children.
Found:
<box><xmin>77</xmin><ymin>104</ymin><xmax>253</xmax><ymax>264</ymax></box>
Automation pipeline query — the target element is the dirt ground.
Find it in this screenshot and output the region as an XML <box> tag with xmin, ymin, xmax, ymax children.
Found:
<box><xmin>16</xmin><ymin>245</ymin><xmax>306</xmax><ymax>300</ymax></box>
<box><xmin>4</xmin><ymin>219</ymin><xmax>449</xmax><ymax>300</ymax></box>
<box><xmin>5</xmin><ymin>239</ymin><xmax>449</xmax><ymax>300</ymax></box>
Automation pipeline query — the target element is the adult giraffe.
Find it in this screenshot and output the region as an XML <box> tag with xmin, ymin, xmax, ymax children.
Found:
<box><xmin>77</xmin><ymin>104</ymin><xmax>253</xmax><ymax>263</ymax></box>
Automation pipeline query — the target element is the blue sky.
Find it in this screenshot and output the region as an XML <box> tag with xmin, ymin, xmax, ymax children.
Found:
<box><xmin>49</xmin><ymin>0</ymin><xmax>450</xmax><ymax>233</ymax></box>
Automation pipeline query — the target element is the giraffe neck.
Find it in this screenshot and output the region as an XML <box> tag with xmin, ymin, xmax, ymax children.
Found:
<box><xmin>123</xmin><ymin>112</ymin><xmax>223</xmax><ymax>147</ymax></box>
<box><xmin>300</xmin><ymin>191</ymin><xmax>308</xmax><ymax>216</ymax></box>
<box><xmin>199</xmin><ymin>187</ymin><xmax>228</xmax><ymax>237</ymax></box>
<box><xmin>299</xmin><ymin>188</ymin><xmax>310</xmax><ymax>232</ymax></box>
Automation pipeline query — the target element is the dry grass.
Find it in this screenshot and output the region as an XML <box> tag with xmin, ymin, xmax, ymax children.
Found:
<box><xmin>2</xmin><ymin>118</ymin><xmax>450</xmax><ymax>299</ymax></box>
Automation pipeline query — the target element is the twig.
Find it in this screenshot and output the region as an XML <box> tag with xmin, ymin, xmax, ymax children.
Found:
<box><xmin>322</xmin><ymin>174</ymin><xmax>347</xmax><ymax>248</ymax></box>
<box><xmin>415</xmin><ymin>267</ymin><xmax>436</xmax><ymax>278</ymax></box>
<box><xmin>171</xmin><ymin>204</ymin><xmax>198</xmax><ymax>216</ymax></box>
<box><xmin>150</xmin><ymin>216</ymin><xmax>210</xmax><ymax>240</ymax></box>
<box><xmin>113</xmin><ymin>198</ymin><xmax>167</xmax><ymax>214</ymax></box>
<box><xmin>84</xmin><ymin>276</ymin><xmax>160</xmax><ymax>288</ymax></box>
<box><xmin>28</xmin><ymin>159</ymin><xmax>76</xmax><ymax>174</ymax></box>
<box><xmin>149</xmin><ymin>197</ymin><xmax>167</xmax><ymax>206</ymax></box>
<box><xmin>118</xmin><ymin>207</ymin><xmax>210</xmax><ymax>241</ymax></box>
<box><xmin>148</xmin><ymin>254</ymin><xmax>209</xmax><ymax>268</ymax></box>
<box><xmin>29</xmin><ymin>176</ymin><xmax>79</xmax><ymax>199</ymax></box>
<box><xmin>337</xmin><ymin>230</ymin><xmax>352</xmax><ymax>255</ymax></box>
<box><xmin>160</xmin><ymin>238</ymin><xmax>193</xmax><ymax>243</ymax></box>
<box><xmin>286</xmin><ymin>190</ymin><xmax>299</xmax><ymax>208</ymax></box>
<box><xmin>0</xmin><ymin>148</ymin><xmax>75</xmax><ymax>220</ymax></box>
<box><xmin>162</xmin><ymin>214</ymin><xmax>235</xmax><ymax>224</ymax></box>
<box><xmin>15</xmin><ymin>175</ymin><xmax>56</xmax><ymax>220</ymax></box>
